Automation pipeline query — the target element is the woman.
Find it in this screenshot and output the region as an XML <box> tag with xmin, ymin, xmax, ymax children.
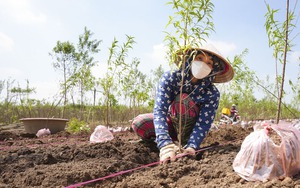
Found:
<box><xmin>132</xmin><ymin>44</ymin><xmax>234</xmax><ymax>163</ymax></box>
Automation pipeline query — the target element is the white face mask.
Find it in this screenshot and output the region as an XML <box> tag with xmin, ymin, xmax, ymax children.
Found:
<box><xmin>191</xmin><ymin>60</ymin><xmax>212</xmax><ymax>79</ymax></box>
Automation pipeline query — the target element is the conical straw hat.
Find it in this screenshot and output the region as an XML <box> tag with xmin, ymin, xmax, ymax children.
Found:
<box><xmin>193</xmin><ymin>44</ymin><xmax>234</xmax><ymax>83</ymax></box>
<box><xmin>175</xmin><ymin>44</ymin><xmax>234</xmax><ymax>83</ymax></box>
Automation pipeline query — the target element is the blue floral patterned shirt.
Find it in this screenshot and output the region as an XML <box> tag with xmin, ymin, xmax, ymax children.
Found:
<box><xmin>153</xmin><ymin>62</ymin><xmax>220</xmax><ymax>150</ymax></box>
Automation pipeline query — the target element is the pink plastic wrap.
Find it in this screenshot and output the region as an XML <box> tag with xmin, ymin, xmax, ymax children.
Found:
<box><xmin>89</xmin><ymin>125</ymin><xmax>114</xmax><ymax>143</ymax></box>
<box><xmin>233</xmin><ymin>121</ymin><xmax>300</xmax><ymax>182</ymax></box>
<box><xmin>293</xmin><ymin>120</ymin><xmax>300</xmax><ymax>130</ymax></box>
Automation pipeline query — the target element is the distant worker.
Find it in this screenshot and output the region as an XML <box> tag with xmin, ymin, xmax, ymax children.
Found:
<box><xmin>230</xmin><ymin>104</ymin><xmax>238</xmax><ymax>122</ymax></box>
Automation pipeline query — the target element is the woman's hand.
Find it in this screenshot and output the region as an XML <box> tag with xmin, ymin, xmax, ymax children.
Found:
<box><xmin>183</xmin><ymin>147</ymin><xmax>196</xmax><ymax>156</ymax></box>
<box><xmin>159</xmin><ymin>143</ymin><xmax>177</xmax><ymax>164</ymax></box>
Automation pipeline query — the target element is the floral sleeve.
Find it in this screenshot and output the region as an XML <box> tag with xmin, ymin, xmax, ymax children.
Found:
<box><xmin>185</xmin><ymin>84</ymin><xmax>220</xmax><ymax>150</ymax></box>
<box><xmin>153</xmin><ymin>71</ymin><xmax>176</xmax><ymax>149</ymax></box>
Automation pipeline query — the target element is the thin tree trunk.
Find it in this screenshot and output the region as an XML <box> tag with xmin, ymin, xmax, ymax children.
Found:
<box><xmin>276</xmin><ymin>0</ymin><xmax>289</xmax><ymax>124</ymax></box>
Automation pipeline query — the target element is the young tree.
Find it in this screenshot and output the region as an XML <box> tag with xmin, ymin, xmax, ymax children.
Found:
<box><xmin>49</xmin><ymin>41</ymin><xmax>76</xmax><ymax>116</ymax></box>
<box><xmin>10</xmin><ymin>79</ymin><xmax>36</xmax><ymax>117</ymax></box>
<box><xmin>265</xmin><ymin>0</ymin><xmax>298</xmax><ymax>123</ymax></box>
<box><xmin>150</xmin><ymin>65</ymin><xmax>165</xmax><ymax>98</ymax></box>
<box><xmin>98</xmin><ymin>35</ymin><xmax>135</xmax><ymax>125</ymax></box>
<box><xmin>290</xmin><ymin>56</ymin><xmax>300</xmax><ymax>110</ymax></box>
<box><xmin>217</xmin><ymin>49</ymin><xmax>257</xmax><ymax>120</ymax></box>
<box><xmin>69</xmin><ymin>27</ymin><xmax>101</xmax><ymax>119</ymax></box>
<box><xmin>122</xmin><ymin>58</ymin><xmax>152</xmax><ymax>107</ymax></box>
<box><xmin>165</xmin><ymin>0</ymin><xmax>214</xmax><ymax>65</ymax></box>
<box><xmin>121</xmin><ymin>58</ymin><xmax>141</xmax><ymax>107</ymax></box>
<box><xmin>164</xmin><ymin>0</ymin><xmax>215</xmax><ymax>147</ymax></box>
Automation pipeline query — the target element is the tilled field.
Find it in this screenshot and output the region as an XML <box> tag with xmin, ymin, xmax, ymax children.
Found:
<box><xmin>1</xmin><ymin>124</ymin><xmax>300</xmax><ymax>188</ymax></box>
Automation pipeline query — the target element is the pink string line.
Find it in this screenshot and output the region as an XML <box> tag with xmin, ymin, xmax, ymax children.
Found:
<box><xmin>65</xmin><ymin>145</ymin><xmax>218</xmax><ymax>188</ymax></box>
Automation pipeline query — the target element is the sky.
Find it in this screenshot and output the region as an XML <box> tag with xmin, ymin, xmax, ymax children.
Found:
<box><xmin>0</xmin><ymin>0</ymin><xmax>299</xmax><ymax>103</ymax></box>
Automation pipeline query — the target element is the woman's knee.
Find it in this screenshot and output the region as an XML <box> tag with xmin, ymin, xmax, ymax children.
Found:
<box><xmin>131</xmin><ymin>113</ymin><xmax>156</xmax><ymax>140</ymax></box>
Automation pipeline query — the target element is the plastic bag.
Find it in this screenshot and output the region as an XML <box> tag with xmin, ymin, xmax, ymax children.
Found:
<box><xmin>107</xmin><ymin>126</ymin><xmax>130</xmax><ymax>133</ymax></box>
<box><xmin>89</xmin><ymin>125</ymin><xmax>114</xmax><ymax>143</ymax></box>
<box><xmin>233</xmin><ymin>121</ymin><xmax>300</xmax><ymax>182</ymax></box>
<box><xmin>36</xmin><ymin>128</ymin><xmax>51</xmax><ymax>137</ymax></box>
<box><xmin>293</xmin><ymin>120</ymin><xmax>300</xmax><ymax>130</ymax></box>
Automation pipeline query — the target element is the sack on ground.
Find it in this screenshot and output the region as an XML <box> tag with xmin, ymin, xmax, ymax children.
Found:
<box><xmin>233</xmin><ymin>121</ymin><xmax>300</xmax><ymax>182</ymax></box>
<box><xmin>90</xmin><ymin>125</ymin><xmax>114</xmax><ymax>143</ymax></box>
<box><xmin>36</xmin><ymin>128</ymin><xmax>51</xmax><ymax>137</ymax></box>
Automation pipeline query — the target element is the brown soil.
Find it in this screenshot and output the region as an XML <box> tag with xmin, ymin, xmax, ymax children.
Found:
<box><xmin>1</xmin><ymin>124</ymin><xmax>300</xmax><ymax>188</ymax></box>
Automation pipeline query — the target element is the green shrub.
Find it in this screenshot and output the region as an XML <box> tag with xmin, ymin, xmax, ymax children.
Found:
<box><xmin>66</xmin><ymin>118</ymin><xmax>90</xmax><ymax>133</ymax></box>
